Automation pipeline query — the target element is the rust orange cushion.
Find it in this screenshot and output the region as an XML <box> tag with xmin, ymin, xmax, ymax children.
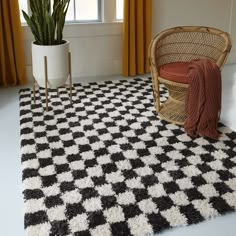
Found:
<box><xmin>159</xmin><ymin>62</ymin><xmax>191</xmax><ymax>84</ymax></box>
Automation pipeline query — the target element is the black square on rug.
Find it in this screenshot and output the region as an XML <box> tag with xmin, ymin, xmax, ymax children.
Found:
<box><xmin>19</xmin><ymin>77</ymin><xmax>236</xmax><ymax>236</ymax></box>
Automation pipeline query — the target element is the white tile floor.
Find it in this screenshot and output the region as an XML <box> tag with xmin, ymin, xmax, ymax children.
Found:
<box><xmin>0</xmin><ymin>65</ymin><xmax>236</xmax><ymax>236</ymax></box>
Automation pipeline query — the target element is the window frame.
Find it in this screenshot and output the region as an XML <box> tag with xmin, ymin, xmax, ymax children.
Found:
<box><xmin>19</xmin><ymin>0</ymin><xmax>123</xmax><ymax>24</ymax></box>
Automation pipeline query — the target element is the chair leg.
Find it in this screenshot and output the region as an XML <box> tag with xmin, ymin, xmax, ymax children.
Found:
<box><xmin>152</xmin><ymin>75</ymin><xmax>160</xmax><ymax>112</ymax></box>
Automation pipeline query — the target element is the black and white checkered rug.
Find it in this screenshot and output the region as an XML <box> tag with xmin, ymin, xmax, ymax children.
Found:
<box><xmin>20</xmin><ymin>77</ymin><xmax>236</xmax><ymax>236</ymax></box>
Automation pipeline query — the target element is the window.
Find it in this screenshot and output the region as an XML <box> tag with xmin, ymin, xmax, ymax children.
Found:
<box><xmin>116</xmin><ymin>0</ymin><xmax>123</xmax><ymax>20</ymax></box>
<box><xmin>19</xmin><ymin>0</ymin><xmax>101</xmax><ymax>23</ymax></box>
<box><xmin>19</xmin><ymin>0</ymin><xmax>28</xmax><ymax>23</ymax></box>
<box><xmin>66</xmin><ymin>0</ymin><xmax>101</xmax><ymax>22</ymax></box>
<box><xmin>19</xmin><ymin>0</ymin><xmax>123</xmax><ymax>23</ymax></box>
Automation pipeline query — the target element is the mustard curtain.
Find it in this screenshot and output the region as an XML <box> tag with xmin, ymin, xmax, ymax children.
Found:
<box><xmin>0</xmin><ymin>0</ymin><xmax>26</xmax><ymax>87</ymax></box>
<box><xmin>122</xmin><ymin>0</ymin><xmax>152</xmax><ymax>76</ymax></box>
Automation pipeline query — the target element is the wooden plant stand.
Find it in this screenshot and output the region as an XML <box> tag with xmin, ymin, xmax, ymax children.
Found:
<box><xmin>33</xmin><ymin>52</ymin><xmax>72</xmax><ymax>111</ymax></box>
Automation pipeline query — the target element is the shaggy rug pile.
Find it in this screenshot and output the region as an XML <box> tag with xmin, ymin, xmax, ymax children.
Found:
<box><xmin>19</xmin><ymin>78</ymin><xmax>236</xmax><ymax>236</ymax></box>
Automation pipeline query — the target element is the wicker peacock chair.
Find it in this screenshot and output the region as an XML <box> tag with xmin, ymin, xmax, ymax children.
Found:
<box><xmin>149</xmin><ymin>26</ymin><xmax>232</xmax><ymax>125</ymax></box>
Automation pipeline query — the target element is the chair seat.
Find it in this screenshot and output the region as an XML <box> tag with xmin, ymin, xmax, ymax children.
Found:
<box><xmin>159</xmin><ymin>62</ymin><xmax>191</xmax><ymax>84</ymax></box>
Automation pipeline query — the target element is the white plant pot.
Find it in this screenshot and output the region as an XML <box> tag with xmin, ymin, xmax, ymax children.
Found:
<box><xmin>32</xmin><ymin>40</ymin><xmax>69</xmax><ymax>88</ymax></box>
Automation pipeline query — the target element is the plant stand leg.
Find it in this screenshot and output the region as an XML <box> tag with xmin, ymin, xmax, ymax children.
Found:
<box><xmin>68</xmin><ymin>52</ymin><xmax>72</xmax><ymax>104</ymax></box>
<box><xmin>44</xmin><ymin>56</ymin><xmax>48</xmax><ymax>111</ymax></box>
<box><xmin>33</xmin><ymin>76</ymin><xmax>36</xmax><ymax>103</ymax></box>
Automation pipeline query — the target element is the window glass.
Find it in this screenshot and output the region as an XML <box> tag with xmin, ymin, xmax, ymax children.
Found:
<box><xmin>75</xmin><ymin>0</ymin><xmax>99</xmax><ymax>21</ymax></box>
<box><xmin>19</xmin><ymin>0</ymin><xmax>27</xmax><ymax>23</ymax></box>
<box><xmin>116</xmin><ymin>0</ymin><xmax>124</xmax><ymax>20</ymax></box>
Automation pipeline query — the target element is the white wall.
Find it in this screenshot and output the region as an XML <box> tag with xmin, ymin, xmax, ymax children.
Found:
<box><xmin>152</xmin><ymin>0</ymin><xmax>236</xmax><ymax>64</ymax></box>
<box><xmin>22</xmin><ymin>0</ymin><xmax>236</xmax><ymax>81</ymax></box>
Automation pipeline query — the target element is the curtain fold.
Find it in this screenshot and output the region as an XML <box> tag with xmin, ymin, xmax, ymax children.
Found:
<box><xmin>122</xmin><ymin>0</ymin><xmax>152</xmax><ymax>76</ymax></box>
<box><xmin>0</xmin><ymin>0</ymin><xmax>26</xmax><ymax>87</ymax></box>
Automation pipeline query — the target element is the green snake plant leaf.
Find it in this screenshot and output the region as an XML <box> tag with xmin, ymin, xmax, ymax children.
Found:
<box><xmin>22</xmin><ymin>10</ymin><xmax>41</xmax><ymax>44</ymax></box>
<box><xmin>22</xmin><ymin>0</ymin><xmax>71</xmax><ymax>45</ymax></box>
<box><xmin>45</xmin><ymin>11</ymin><xmax>56</xmax><ymax>45</ymax></box>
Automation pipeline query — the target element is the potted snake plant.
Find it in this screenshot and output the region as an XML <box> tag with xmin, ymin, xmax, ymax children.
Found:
<box><xmin>22</xmin><ymin>0</ymin><xmax>71</xmax><ymax>88</ymax></box>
